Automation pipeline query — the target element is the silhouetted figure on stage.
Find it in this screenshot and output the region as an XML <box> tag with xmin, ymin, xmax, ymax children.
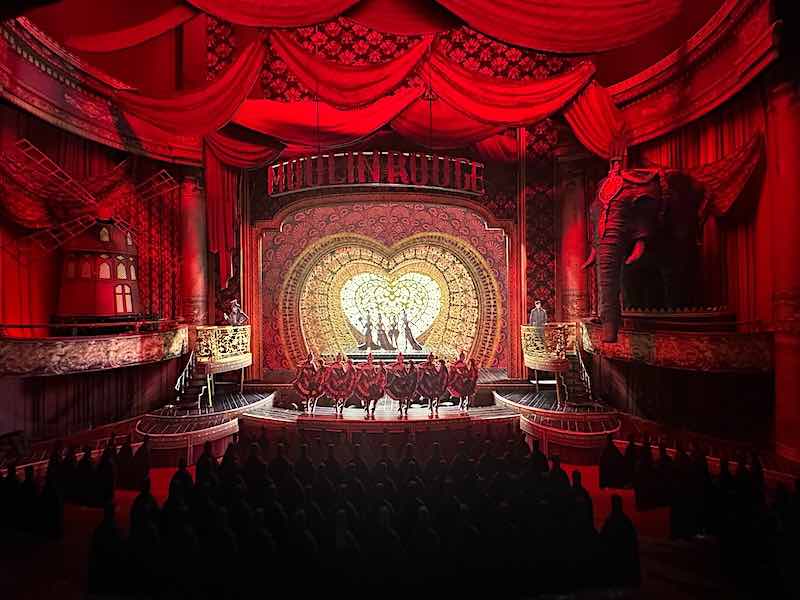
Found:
<box><xmin>529</xmin><ymin>439</ymin><xmax>549</xmax><ymax>476</ymax></box>
<box><xmin>549</xmin><ymin>455</ymin><xmax>570</xmax><ymax>492</ymax></box>
<box><xmin>76</xmin><ymin>446</ymin><xmax>95</xmax><ymax>505</ymax></box>
<box><xmin>418</xmin><ymin>354</ymin><xmax>448</xmax><ymax>417</ymax></box>
<box><xmin>599</xmin><ymin>434</ymin><xmax>626</xmax><ymax>489</ymax></box>
<box><xmin>388</xmin><ymin>316</ymin><xmax>400</xmax><ymax>350</ymax></box>
<box><xmin>131</xmin><ymin>435</ymin><xmax>151</xmax><ymax>490</ymax></box>
<box><xmin>354</xmin><ymin>353</ymin><xmax>386</xmax><ymax>418</ymax></box>
<box><xmin>116</xmin><ymin>438</ymin><xmax>134</xmax><ymax>488</ymax></box>
<box><xmin>376</xmin><ymin>314</ymin><xmax>396</xmax><ymax>351</ymax></box>
<box><xmin>601</xmin><ymin>495</ymin><xmax>641</xmax><ymax>588</ymax></box>
<box><xmin>386</xmin><ymin>353</ymin><xmax>418</xmax><ymax>418</ymax></box>
<box><xmin>96</xmin><ymin>444</ymin><xmax>116</xmax><ymax>508</ymax></box>
<box><xmin>622</xmin><ymin>433</ymin><xmax>638</xmax><ymax>487</ymax></box>
<box><xmin>196</xmin><ymin>440</ymin><xmax>218</xmax><ymax>486</ymax></box>
<box><xmin>402</xmin><ymin>310</ymin><xmax>422</xmax><ymax>351</ymax></box>
<box><xmin>357</xmin><ymin>313</ymin><xmax>378</xmax><ymax>351</ymax></box>
<box><xmin>572</xmin><ymin>470</ymin><xmax>594</xmax><ymax>527</ymax></box>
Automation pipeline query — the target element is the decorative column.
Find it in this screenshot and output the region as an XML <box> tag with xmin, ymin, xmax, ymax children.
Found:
<box><xmin>507</xmin><ymin>127</ymin><xmax>528</xmax><ymax>379</ymax></box>
<box><xmin>767</xmin><ymin>79</ymin><xmax>800</xmax><ymax>461</ymax></box>
<box><xmin>179</xmin><ymin>175</ymin><xmax>209</xmax><ymax>325</ymax></box>
<box><xmin>558</xmin><ymin>164</ymin><xmax>589</xmax><ymax>321</ymax></box>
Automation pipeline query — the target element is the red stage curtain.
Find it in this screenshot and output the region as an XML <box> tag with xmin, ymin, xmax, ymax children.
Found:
<box><xmin>473</xmin><ymin>132</ymin><xmax>517</xmax><ymax>163</ymax></box>
<box><xmin>345</xmin><ymin>0</ymin><xmax>460</xmax><ymax>34</ymax></box>
<box><xmin>204</xmin><ymin>129</ymin><xmax>282</xmax><ymax>287</ymax></box>
<box><xmin>434</xmin><ymin>0</ymin><xmax>683</xmax><ymax>53</ymax></box>
<box><xmin>65</xmin><ymin>5</ymin><xmax>197</xmax><ymax>52</ymax></box>
<box><xmin>183</xmin><ymin>0</ymin><xmax>358</xmax><ymax>27</ymax></box>
<box><xmin>115</xmin><ymin>36</ymin><xmax>266</xmax><ymax>135</ymax></box>
<box><xmin>428</xmin><ymin>51</ymin><xmax>595</xmax><ymax>126</ymax></box>
<box><xmin>564</xmin><ymin>81</ymin><xmax>627</xmax><ymax>159</ymax></box>
<box><xmin>233</xmin><ymin>86</ymin><xmax>422</xmax><ymax>147</ymax></box>
<box><xmin>391</xmin><ymin>97</ymin><xmax>502</xmax><ymax>148</ymax></box>
<box><xmin>270</xmin><ymin>30</ymin><xmax>432</xmax><ymax>108</ymax></box>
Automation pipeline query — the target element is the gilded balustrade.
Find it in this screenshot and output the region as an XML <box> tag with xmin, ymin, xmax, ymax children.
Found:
<box><xmin>521</xmin><ymin>323</ymin><xmax>573</xmax><ymax>372</ymax></box>
<box><xmin>194</xmin><ymin>325</ymin><xmax>252</xmax><ymax>375</ymax></box>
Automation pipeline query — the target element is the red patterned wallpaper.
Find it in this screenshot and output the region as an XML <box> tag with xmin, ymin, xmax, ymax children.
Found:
<box><xmin>526</xmin><ymin>183</ymin><xmax>557</xmax><ymax>318</ymax></box>
<box><xmin>261</xmin><ymin>201</ymin><xmax>508</xmax><ymax>370</ymax></box>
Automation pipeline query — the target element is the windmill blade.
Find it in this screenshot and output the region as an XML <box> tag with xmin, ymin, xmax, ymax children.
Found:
<box><xmin>27</xmin><ymin>214</ymin><xmax>98</xmax><ymax>253</ymax></box>
<box><xmin>9</xmin><ymin>139</ymin><xmax>97</xmax><ymax>213</ymax></box>
<box><xmin>82</xmin><ymin>159</ymin><xmax>130</xmax><ymax>198</ymax></box>
<box><xmin>135</xmin><ymin>169</ymin><xmax>179</xmax><ymax>203</ymax></box>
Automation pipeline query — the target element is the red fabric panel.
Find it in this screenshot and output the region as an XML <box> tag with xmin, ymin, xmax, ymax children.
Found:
<box><xmin>345</xmin><ymin>0</ymin><xmax>460</xmax><ymax>34</ymax></box>
<box><xmin>270</xmin><ymin>30</ymin><xmax>432</xmax><ymax>108</ymax></box>
<box><xmin>563</xmin><ymin>81</ymin><xmax>627</xmax><ymax>159</ymax></box>
<box><xmin>116</xmin><ymin>36</ymin><xmax>266</xmax><ymax>135</ymax></box>
<box><xmin>204</xmin><ymin>146</ymin><xmax>239</xmax><ymax>287</ymax></box>
<box><xmin>205</xmin><ymin>130</ymin><xmax>282</xmax><ymax>169</ymax></box>
<box><xmin>391</xmin><ymin>97</ymin><xmax>502</xmax><ymax>148</ymax></box>
<box><xmin>428</xmin><ymin>50</ymin><xmax>595</xmax><ymax>126</ymax></box>
<box><xmin>233</xmin><ymin>86</ymin><xmax>422</xmax><ymax>147</ymax></box>
<box><xmin>65</xmin><ymin>5</ymin><xmax>197</xmax><ymax>52</ymax></box>
<box><xmin>184</xmin><ymin>0</ymin><xmax>359</xmax><ymax>27</ymax></box>
<box><xmin>434</xmin><ymin>0</ymin><xmax>683</xmax><ymax>53</ymax></box>
<box><xmin>473</xmin><ymin>133</ymin><xmax>517</xmax><ymax>162</ymax></box>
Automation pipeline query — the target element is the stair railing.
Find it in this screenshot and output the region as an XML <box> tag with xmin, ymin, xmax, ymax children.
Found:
<box><xmin>174</xmin><ymin>350</ymin><xmax>196</xmax><ymax>404</ymax></box>
<box><xmin>573</xmin><ymin>323</ymin><xmax>594</xmax><ymax>402</ymax></box>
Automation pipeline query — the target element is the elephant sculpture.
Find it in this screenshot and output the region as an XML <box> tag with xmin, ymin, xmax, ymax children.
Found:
<box><xmin>583</xmin><ymin>160</ymin><xmax>702</xmax><ymax>343</ymax></box>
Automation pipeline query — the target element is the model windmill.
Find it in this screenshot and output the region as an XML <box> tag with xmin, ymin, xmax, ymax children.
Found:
<box><xmin>0</xmin><ymin>138</ymin><xmax>178</xmax><ymax>322</ymax></box>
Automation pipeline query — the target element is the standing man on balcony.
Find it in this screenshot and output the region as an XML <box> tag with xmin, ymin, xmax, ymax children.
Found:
<box><xmin>529</xmin><ymin>300</ymin><xmax>547</xmax><ymax>336</ymax></box>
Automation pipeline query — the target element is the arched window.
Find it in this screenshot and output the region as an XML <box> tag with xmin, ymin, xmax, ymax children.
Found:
<box><xmin>65</xmin><ymin>260</ymin><xmax>76</xmax><ymax>279</ymax></box>
<box><xmin>114</xmin><ymin>284</ymin><xmax>133</xmax><ymax>313</ymax></box>
<box><xmin>126</xmin><ymin>232</ymin><xmax>133</xmax><ymax>246</ymax></box>
<box><xmin>129</xmin><ymin>263</ymin><xmax>137</xmax><ymax>280</ymax></box>
<box><xmin>99</xmin><ymin>227</ymin><xmax>110</xmax><ymax>242</ymax></box>
<box><xmin>98</xmin><ymin>262</ymin><xmax>111</xmax><ymax>279</ymax></box>
<box><xmin>80</xmin><ymin>259</ymin><xmax>92</xmax><ymax>278</ymax></box>
<box><xmin>116</xmin><ymin>262</ymin><xmax>127</xmax><ymax>279</ymax></box>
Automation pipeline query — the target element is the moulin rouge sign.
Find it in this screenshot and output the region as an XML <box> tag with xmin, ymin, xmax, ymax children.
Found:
<box><xmin>267</xmin><ymin>151</ymin><xmax>485</xmax><ymax>196</ymax></box>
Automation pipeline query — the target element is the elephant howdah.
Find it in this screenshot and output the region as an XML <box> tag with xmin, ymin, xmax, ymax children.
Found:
<box><xmin>584</xmin><ymin>161</ymin><xmax>701</xmax><ymax>343</ymax></box>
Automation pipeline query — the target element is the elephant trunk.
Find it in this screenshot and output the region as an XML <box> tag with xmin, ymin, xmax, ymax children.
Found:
<box><xmin>598</xmin><ymin>235</ymin><xmax>626</xmax><ymax>343</ymax></box>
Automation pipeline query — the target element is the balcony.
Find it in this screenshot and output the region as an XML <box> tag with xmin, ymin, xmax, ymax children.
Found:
<box><xmin>521</xmin><ymin>323</ymin><xmax>573</xmax><ymax>372</ymax></box>
<box><xmin>193</xmin><ymin>325</ymin><xmax>252</xmax><ymax>375</ymax></box>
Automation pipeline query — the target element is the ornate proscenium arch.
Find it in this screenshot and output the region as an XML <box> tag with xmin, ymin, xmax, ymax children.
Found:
<box><xmin>278</xmin><ymin>233</ymin><xmax>502</xmax><ymax>367</ymax></box>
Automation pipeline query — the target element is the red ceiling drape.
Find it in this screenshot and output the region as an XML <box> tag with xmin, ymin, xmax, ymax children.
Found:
<box><xmin>391</xmin><ymin>97</ymin><xmax>502</xmax><ymax>148</ymax></box>
<box><xmin>563</xmin><ymin>81</ymin><xmax>627</xmax><ymax>159</ymax></box>
<box><xmin>183</xmin><ymin>0</ymin><xmax>359</xmax><ymax>27</ymax></box>
<box><xmin>427</xmin><ymin>52</ymin><xmax>595</xmax><ymax>126</ymax></box>
<box><xmin>433</xmin><ymin>0</ymin><xmax>683</xmax><ymax>52</ymax></box>
<box><xmin>65</xmin><ymin>5</ymin><xmax>198</xmax><ymax>52</ymax></box>
<box><xmin>233</xmin><ymin>87</ymin><xmax>422</xmax><ymax>147</ymax></box>
<box><xmin>345</xmin><ymin>0</ymin><xmax>460</xmax><ymax>34</ymax></box>
<box><xmin>474</xmin><ymin>133</ymin><xmax>517</xmax><ymax>163</ymax></box>
<box><xmin>270</xmin><ymin>30</ymin><xmax>433</xmax><ymax>108</ymax></box>
<box><xmin>115</xmin><ymin>36</ymin><xmax>266</xmax><ymax>135</ymax></box>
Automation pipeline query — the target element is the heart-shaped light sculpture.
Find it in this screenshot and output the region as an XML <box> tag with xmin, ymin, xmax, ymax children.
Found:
<box><xmin>340</xmin><ymin>271</ymin><xmax>441</xmax><ymax>341</ymax></box>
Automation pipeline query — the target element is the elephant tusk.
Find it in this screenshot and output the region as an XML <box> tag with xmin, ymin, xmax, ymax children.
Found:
<box><xmin>625</xmin><ymin>239</ymin><xmax>646</xmax><ymax>265</ymax></box>
<box><xmin>581</xmin><ymin>247</ymin><xmax>597</xmax><ymax>269</ymax></box>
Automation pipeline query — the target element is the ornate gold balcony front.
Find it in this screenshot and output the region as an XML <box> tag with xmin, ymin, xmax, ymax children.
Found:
<box><xmin>521</xmin><ymin>323</ymin><xmax>572</xmax><ymax>372</ymax></box>
<box><xmin>194</xmin><ymin>325</ymin><xmax>252</xmax><ymax>375</ymax></box>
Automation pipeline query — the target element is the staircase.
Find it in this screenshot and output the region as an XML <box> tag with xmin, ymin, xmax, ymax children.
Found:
<box><xmin>563</xmin><ymin>353</ymin><xmax>591</xmax><ymax>405</ymax></box>
<box><xmin>173</xmin><ymin>352</ymin><xmax>208</xmax><ymax>408</ymax></box>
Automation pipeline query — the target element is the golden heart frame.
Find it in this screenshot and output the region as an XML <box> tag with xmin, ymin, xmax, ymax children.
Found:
<box><xmin>279</xmin><ymin>233</ymin><xmax>502</xmax><ymax>367</ymax></box>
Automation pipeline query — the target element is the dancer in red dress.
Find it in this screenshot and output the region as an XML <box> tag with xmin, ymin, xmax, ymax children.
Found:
<box><xmin>292</xmin><ymin>352</ymin><xmax>321</xmax><ymax>413</ymax></box>
<box><xmin>418</xmin><ymin>353</ymin><xmax>449</xmax><ymax>418</ymax></box>
<box><xmin>322</xmin><ymin>353</ymin><xmax>357</xmax><ymax>417</ymax></box>
<box><xmin>385</xmin><ymin>352</ymin><xmax>418</xmax><ymax>418</ymax></box>
<box><xmin>353</xmin><ymin>353</ymin><xmax>387</xmax><ymax>419</ymax></box>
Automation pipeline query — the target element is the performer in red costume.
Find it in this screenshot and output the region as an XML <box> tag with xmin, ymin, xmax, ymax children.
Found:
<box><xmin>353</xmin><ymin>353</ymin><xmax>387</xmax><ymax>419</ymax></box>
<box><xmin>322</xmin><ymin>353</ymin><xmax>357</xmax><ymax>417</ymax></box>
<box><xmin>292</xmin><ymin>352</ymin><xmax>321</xmax><ymax>413</ymax></box>
<box><xmin>385</xmin><ymin>352</ymin><xmax>418</xmax><ymax>418</ymax></box>
<box><xmin>447</xmin><ymin>351</ymin><xmax>479</xmax><ymax>412</ymax></box>
<box><xmin>418</xmin><ymin>353</ymin><xmax>449</xmax><ymax>418</ymax></box>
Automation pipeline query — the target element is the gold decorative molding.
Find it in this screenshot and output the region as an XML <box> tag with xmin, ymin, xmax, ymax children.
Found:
<box><xmin>521</xmin><ymin>323</ymin><xmax>571</xmax><ymax>372</ymax></box>
<box><xmin>194</xmin><ymin>325</ymin><xmax>252</xmax><ymax>374</ymax></box>
<box><xmin>0</xmin><ymin>326</ymin><xmax>188</xmax><ymax>376</ymax></box>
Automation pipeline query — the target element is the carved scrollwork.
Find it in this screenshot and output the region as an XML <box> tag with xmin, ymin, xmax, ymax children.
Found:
<box><xmin>195</xmin><ymin>325</ymin><xmax>251</xmax><ymax>362</ymax></box>
<box><xmin>521</xmin><ymin>323</ymin><xmax>572</xmax><ymax>372</ymax></box>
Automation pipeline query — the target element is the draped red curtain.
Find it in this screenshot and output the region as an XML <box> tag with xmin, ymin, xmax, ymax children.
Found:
<box><xmin>391</xmin><ymin>97</ymin><xmax>502</xmax><ymax>148</ymax></box>
<box><xmin>564</xmin><ymin>81</ymin><xmax>628</xmax><ymax>159</ymax></box>
<box><xmin>204</xmin><ymin>129</ymin><xmax>282</xmax><ymax>287</ymax></box>
<box><xmin>434</xmin><ymin>0</ymin><xmax>683</xmax><ymax>52</ymax></box>
<box><xmin>233</xmin><ymin>87</ymin><xmax>422</xmax><ymax>147</ymax></box>
<box><xmin>427</xmin><ymin>52</ymin><xmax>595</xmax><ymax>126</ymax></box>
<box><xmin>634</xmin><ymin>84</ymin><xmax>770</xmax><ymax>325</ymax></box>
<box><xmin>115</xmin><ymin>36</ymin><xmax>266</xmax><ymax>135</ymax></box>
<box><xmin>65</xmin><ymin>5</ymin><xmax>197</xmax><ymax>52</ymax></box>
<box><xmin>183</xmin><ymin>0</ymin><xmax>359</xmax><ymax>27</ymax></box>
<box><xmin>270</xmin><ymin>31</ymin><xmax>432</xmax><ymax>108</ymax></box>
<box><xmin>473</xmin><ymin>133</ymin><xmax>517</xmax><ymax>163</ymax></box>
<box><xmin>345</xmin><ymin>0</ymin><xmax>459</xmax><ymax>34</ymax></box>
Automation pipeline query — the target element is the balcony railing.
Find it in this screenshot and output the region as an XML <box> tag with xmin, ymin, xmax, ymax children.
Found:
<box><xmin>521</xmin><ymin>323</ymin><xmax>573</xmax><ymax>372</ymax></box>
<box><xmin>193</xmin><ymin>325</ymin><xmax>252</xmax><ymax>375</ymax></box>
